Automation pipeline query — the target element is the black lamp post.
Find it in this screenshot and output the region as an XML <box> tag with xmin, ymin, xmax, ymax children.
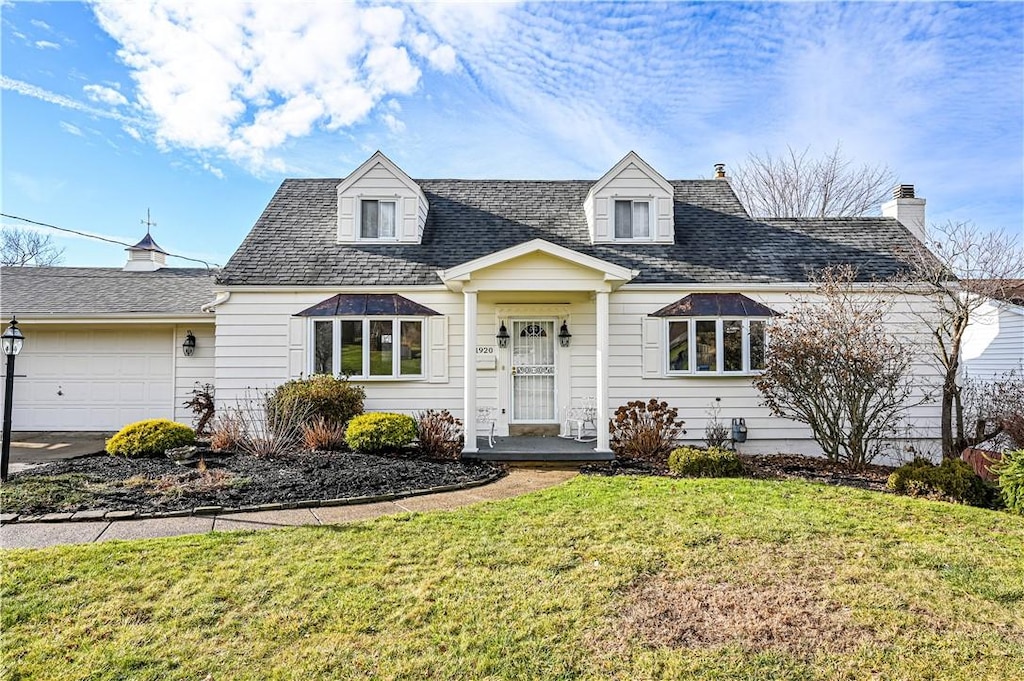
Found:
<box><xmin>2</xmin><ymin>316</ymin><xmax>26</xmax><ymax>482</ymax></box>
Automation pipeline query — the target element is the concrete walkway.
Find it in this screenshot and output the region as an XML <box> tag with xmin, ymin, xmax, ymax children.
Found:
<box><xmin>6</xmin><ymin>431</ymin><xmax>109</xmax><ymax>474</ymax></box>
<box><xmin>0</xmin><ymin>467</ymin><xmax>577</xmax><ymax>550</ymax></box>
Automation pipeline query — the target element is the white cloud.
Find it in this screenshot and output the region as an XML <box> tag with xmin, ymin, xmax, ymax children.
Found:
<box><xmin>30</xmin><ymin>19</ymin><xmax>52</xmax><ymax>31</ymax></box>
<box><xmin>84</xmin><ymin>83</ymin><xmax>128</xmax><ymax>106</ymax></box>
<box><xmin>381</xmin><ymin>112</ymin><xmax>405</xmax><ymax>134</ymax></box>
<box><xmin>1</xmin><ymin>75</ymin><xmax>139</xmax><ymax>125</ymax></box>
<box><xmin>59</xmin><ymin>121</ymin><xmax>84</xmax><ymax>136</ymax></box>
<box><xmin>202</xmin><ymin>162</ymin><xmax>225</xmax><ymax>179</ymax></box>
<box><xmin>88</xmin><ymin>0</ymin><xmax>460</xmax><ymax>172</ymax></box>
<box><xmin>35</xmin><ymin>40</ymin><xmax>60</xmax><ymax>50</ymax></box>
<box><xmin>123</xmin><ymin>125</ymin><xmax>143</xmax><ymax>141</ymax></box>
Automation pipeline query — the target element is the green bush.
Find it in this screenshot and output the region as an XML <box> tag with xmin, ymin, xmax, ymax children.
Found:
<box><xmin>270</xmin><ymin>374</ymin><xmax>365</xmax><ymax>428</ymax></box>
<box><xmin>993</xmin><ymin>449</ymin><xmax>1024</xmax><ymax>515</ymax></box>
<box><xmin>106</xmin><ymin>419</ymin><xmax>195</xmax><ymax>458</ymax></box>
<box><xmin>345</xmin><ymin>412</ymin><xmax>417</xmax><ymax>454</ymax></box>
<box><xmin>887</xmin><ymin>457</ymin><xmax>996</xmax><ymax>507</ymax></box>
<box><xmin>668</xmin><ymin>446</ymin><xmax>745</xmax><ymax>478</ymax></box>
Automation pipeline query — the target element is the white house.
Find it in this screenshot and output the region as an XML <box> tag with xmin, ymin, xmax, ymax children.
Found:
<box><xmin>204</xmin><ymin>151</ymin><xmax>942</xmax><ymax>459</ymax></box>
<box><xmin>0</xmin><ymin>236</ymin><xmax>216</xmax><ymax>430</ymax></box>
<box><xmin>961</xmin><ymin>281</ymin><xmax>1024</xmax><ymax>379</ymax></box>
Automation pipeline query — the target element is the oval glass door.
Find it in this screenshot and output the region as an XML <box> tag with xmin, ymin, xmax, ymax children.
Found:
<box><xmin>511</xmin><ymin>320</ymin><xmax>556</xmax><ymax>422</ymax></box>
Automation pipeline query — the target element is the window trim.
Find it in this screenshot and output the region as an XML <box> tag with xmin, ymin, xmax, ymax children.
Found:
<box><xmin>612</xmin><ymin>198</ymin><xmax>653</xmax><ymax>241</ymax></box>
<box><xmin>357</xmin><ymin>198</ymin><xmax>399</xmax><ymax>241</ymax></box>
<box><xmin>664</xmin><ymin>317</ymin><xmax>768</xmax><ymax>376</ymax></box>
<box><xmin>309</xmin><ymin>316</ymin><xmax>425</xmax><ymax>380</ymax></box>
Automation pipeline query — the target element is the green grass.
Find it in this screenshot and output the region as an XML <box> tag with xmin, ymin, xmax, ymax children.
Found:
<box><xmin>0</xmin><ymin>473</ymin><xmax>110</xmax><ymax>512</ymax></box>
<box><xmin>3</xmin><ymin>476</ymin><xmax>1022</xmax><ymax>680</ymax></box>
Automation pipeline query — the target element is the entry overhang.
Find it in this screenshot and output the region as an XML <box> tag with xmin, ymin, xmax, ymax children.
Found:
<box><xmin>437</xmin><ymin>239</ymin><xmax>638</xmax><ymax>292</ymax></box>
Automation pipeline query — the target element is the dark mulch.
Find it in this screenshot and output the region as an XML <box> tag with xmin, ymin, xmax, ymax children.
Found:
<box><xmin>2</xmin><ymin>450</ymin><xmax>501</xmax><ymax>515</ymax></box>
<box><xmin>582</xmin><ymin>453</ymin><xmax>895</xmax><ymax>493</ymax></box>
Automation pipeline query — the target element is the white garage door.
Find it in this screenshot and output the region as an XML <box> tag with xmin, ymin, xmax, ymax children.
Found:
<box><xmin>5</xmin><ymin>327</ymin><xmax>174</xmax><ymax>431</ymax></box>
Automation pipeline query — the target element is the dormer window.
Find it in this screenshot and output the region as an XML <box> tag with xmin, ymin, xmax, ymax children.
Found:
<box><xmin>613</xmin><ymin>199</ymin><xmax>651</xmax><ymax>239</ymax></box>
<box><xmin>360</xmin><ymin>199</ymin><xmax>397</xmax><ymax>239</ymax></box>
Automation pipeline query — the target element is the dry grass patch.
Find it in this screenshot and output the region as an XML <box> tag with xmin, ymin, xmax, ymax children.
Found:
<box><xmin>618</xmin><ymin>574</ymin><xmax>873</xmax><ymax>656</ymax></box>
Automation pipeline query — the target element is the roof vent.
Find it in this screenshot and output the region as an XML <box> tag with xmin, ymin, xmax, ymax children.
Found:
<box><xmin>714</xmin><ymin>163</ymin><xmax>727</xmax><ymax>179</ymax></box>
<box><xmin>893</xmin><ymin>184</ymin><xmax>915</xmax><ymax>199</ymax></box>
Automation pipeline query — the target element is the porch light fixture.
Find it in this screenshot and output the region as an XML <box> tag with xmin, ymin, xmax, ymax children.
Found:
<box><xmin>496</xmin><ymin>321</ymin><xmax>510</xmax><ymax>348</ymax></box>
<box><xmin>182</xmin><ymin>330</ymin><xmax>196</xmax><ymax>357</ymax></box>
<box><xmin>2</xmin><ymin>316</ymin><xmax>26</xmax><ymax>482</ymax></box>
<box><xmin>558</xmin><ymin>320</ymin><xmax>572</xmax><ymax>347</ymax></box>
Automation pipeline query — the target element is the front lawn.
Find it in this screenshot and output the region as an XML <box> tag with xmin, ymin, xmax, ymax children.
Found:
<box><xmin>3</xmin><ymin>476</ymin><xmax>1023</xmax><ymax>680</ymax></box>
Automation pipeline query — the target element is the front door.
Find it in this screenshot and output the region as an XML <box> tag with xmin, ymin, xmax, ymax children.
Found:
<box><xmin>510</xmin><ymin>320</ymin><xmax>556</xmax><ymax>422</ymax></box>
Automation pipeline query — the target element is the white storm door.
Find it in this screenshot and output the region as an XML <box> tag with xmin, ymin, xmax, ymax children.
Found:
<box><xmin>510</xmin><ymin>320</ymin><xmax>556</xmax><ymax>422</ymax></box>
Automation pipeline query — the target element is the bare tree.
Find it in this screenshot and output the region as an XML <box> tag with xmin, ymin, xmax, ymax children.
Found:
<box><xmin>897</xmin><ymin>220</ymin><xmax>1024</xmax><ymax>459</ymax></box>
<box><xmin>731</xmin><ymin>142</ymin><xmax>896</xmax><ymax>218</ymax></box>
<box><xmin>754</xmin><ymin>265</ymin><xmax>917</xmax><ymax>468</ymax></box>
<box><xmin>1</xmin><ymin>227</ymin><xmax>64</xmax><ymax>266</ymax></box>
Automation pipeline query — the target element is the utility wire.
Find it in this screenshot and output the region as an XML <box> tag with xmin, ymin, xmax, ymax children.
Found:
<box><xmin>0</xmin><ymin>212</ymin><xmax>220</xmax><ymax>269</ymax></box>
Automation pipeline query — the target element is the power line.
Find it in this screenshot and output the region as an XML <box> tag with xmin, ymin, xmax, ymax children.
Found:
<box><xmin>0</xmin><ymin>213</ymin><xmax>220</xmax><ymax>268</ymax></box>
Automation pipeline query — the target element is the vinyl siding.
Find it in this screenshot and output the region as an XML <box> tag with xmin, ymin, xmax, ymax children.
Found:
<box><xmin>962</xmin><ymin>300</ymin><xmax>1024</xmax><ymax>379</ymax></box>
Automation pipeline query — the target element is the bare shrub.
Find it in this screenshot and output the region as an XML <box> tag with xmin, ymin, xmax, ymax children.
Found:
<box><xmin>703</xmin><ymin>398</ymin><xmax>731</xmax><ymax>449</ymax></box>
<box><xmin>234</xmin><ymin>388</ymin><xmax>311</xmax><ymax>458</ymax></box>
<box><xmin>755</xmin><ymin>265</ymin><xmax>917</xmax><ymax>469</ymax></box>
<box><xmin>301</xmin><ymin>417</ymin><xmax>347</xmax><ymax>452</ymax></box>
<box><xmin>183</xmin><ymin>382</ymin><xmax>216</xmax><ymax>435</ymax></box>
<box><xmin>961</xmin><ymin>370</ymin><xmax>1024</xmax><ymax>452</ymax></box>
<box><xmin>416</xmin><ymin>409</ymin><xmax>464</xmax><ymax>460</ymax></box>
<box><xmin>609</xmin><ymin>399</ymin><xmax>686</xmax><ymax>464</ymax></box>
<box><xmin>209</xmin><ymin>410</ymin><xmax>245</xmax><ymax>452</ymax></box>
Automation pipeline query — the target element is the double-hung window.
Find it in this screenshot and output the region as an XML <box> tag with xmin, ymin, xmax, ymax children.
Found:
<box><xmin>312</xmin><ymin>317</ymin><xmax>423</xmax><ymax>379</ymax></box>
<box><xmin>666</xmin><ymin>318</ymin><xmax>768</xmax><ymax>375</ymax></box>
<box><xmin>613</xmin><ymin>199</ymin><xmax>650</xmax><ymax>239</ymax></box>
<box><xmin>360</xmin><ymin>199</ymin><xmax>397</xmax><ymax>239</ymax></box>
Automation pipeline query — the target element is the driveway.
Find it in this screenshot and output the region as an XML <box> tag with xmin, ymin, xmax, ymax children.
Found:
<box><xmin>6</xmin><ymin>432</ymin><xmax>109</xmax><ymax>474</ymax></box>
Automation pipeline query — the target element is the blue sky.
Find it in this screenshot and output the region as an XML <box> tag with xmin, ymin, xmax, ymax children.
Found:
<box><xmin>2</xmin><ymin>1</ymin><xmax>1022</xmax><ymax>268</ymax></box>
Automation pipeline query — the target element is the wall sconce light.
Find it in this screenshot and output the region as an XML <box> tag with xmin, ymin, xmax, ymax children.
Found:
<box><xmin>496</xmin><ymin>321</ymin><xmax>510</xmax><ymax>348</ymax></box>
<box><xmin>558</xmin><ymin>320</ymin><xmax>572</xmax><ymax>347</ymax></box>
<box><xmin>182</xmin><ymin>330</ymin><xmax>197</xmax><ymax>357</ymax></box>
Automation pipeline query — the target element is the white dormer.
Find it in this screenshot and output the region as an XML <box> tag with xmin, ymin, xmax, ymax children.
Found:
<box><xmin>336</xmin><ymin>151</ymin><xmax>429</xmax><ymax>244</ymax></box>
<box><xmin>584</xmin><ymin>151</ymin><xmax>675</xmax><ymax>244</ymax></box>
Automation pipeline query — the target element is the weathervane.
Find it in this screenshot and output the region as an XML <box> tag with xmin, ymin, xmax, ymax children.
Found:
<box><xmin>141</xmin><ymin>208</ymin><xmax>156</xmax><ymax>235</ymax></box>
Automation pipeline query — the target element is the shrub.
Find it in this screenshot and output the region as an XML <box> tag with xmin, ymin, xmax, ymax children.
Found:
<box><xmin>887</xmin><ymin>457</ymin><xmax>995</xmax><ymax>507</ymax></box>
<box><xmin>270</xmin><ymin>375</ymin><xmax>365</xmax><ymax>429</ymax></box>
<box><xmin>209</xmin><ymin>410</ymin><xmax>244</xmax><ymax>452</ymax></box>
<box><xmin>236</xmin><ymin>389</ymin><xmax>310</xmax><ymax>458</ymax></box>
<box><xmin>609</xmin><ymin>399</ymin><xmax>686</xmax><ymax>464</ymax></box>
<box><xmin>993</xmin><ymin>449</ymin><xmax>1024</xmax><ymax>515</ymax></box>
<box><xmin>668</xmin><ymin>446</ymin><xmax>745</xmax><ymax>478</ymax></box>
<box><xmin>106</xmin><ymin>419</ymin><xmax>195</xmax><ymax>458</ymax></box>
<box><xmin>704</xmin><ymin>399</ymin><xmax>731</xmax><ymax>449</ymax></box>
<box><xmin>345</xmin><ymin>412</ymin><xmax>417</xmax><ymax>454</ymax></box>
<box><xmin>417</xmin><ymin>409</ymin><xmax>464</xmax><ymax>460</ymax></box>
<box><xmin>183</xmin><ymin>382</ymin><xmax>216</xmax><ymax>435</ymax></box>
<box><xmin>301</xmin><ymin>417</ymin><xmax>347</xmax><ymax>452</ymax></box>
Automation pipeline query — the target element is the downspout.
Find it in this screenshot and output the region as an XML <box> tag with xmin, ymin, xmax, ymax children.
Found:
<box><xmin>201</xmin><ymin>291</ymin><xmax>231</xmax><ymax>313</ymax></box>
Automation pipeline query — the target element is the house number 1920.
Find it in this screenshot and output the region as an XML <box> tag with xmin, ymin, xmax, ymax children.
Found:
<box><xmin>476</xmin><ymin>346</ymin><xmax>494</xmax><ymax>354</ymax></box>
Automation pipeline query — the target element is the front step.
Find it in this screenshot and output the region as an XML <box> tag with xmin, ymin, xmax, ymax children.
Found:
<box><xmin>508</xmin><ymin>424</ymin><xmax>560</xmax><ymax>437</ymax></box>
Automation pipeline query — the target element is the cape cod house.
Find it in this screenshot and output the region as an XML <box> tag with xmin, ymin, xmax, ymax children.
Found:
<box><xmin>207</xmin><ymin>151</ymin><xmax>940</xmax><ymax>458</ymax></box>
<box><xmin>1</xmin><ymin>151</ymin><xmax>943</xmax><ymax>459</ymax></box>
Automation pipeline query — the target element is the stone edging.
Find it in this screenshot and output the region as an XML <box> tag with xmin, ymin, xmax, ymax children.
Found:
<box><xmin>0</xmin><ymin>468</ymin><xmax>505</xmax><ymax>526</ymax></box>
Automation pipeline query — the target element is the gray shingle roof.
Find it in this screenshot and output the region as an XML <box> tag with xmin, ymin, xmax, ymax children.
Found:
<box><xmin>0</xmin><ymin>267</ymin><xmax>217</xmax><ymax>316</ymax></box>
<box><xmin>218</xmin><ymin>178</ymin><xmax>923</xmax><ymax>286</ymax></box>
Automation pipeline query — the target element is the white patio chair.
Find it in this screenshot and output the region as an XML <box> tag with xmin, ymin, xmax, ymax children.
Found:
<box><xmin>560</xmin><ymin>397</ymin><xmax>598</xmax><ymax>442</ymax></box>
<box><xmin>476</xmin><ymin>406</ymin><xmax>498</xmax><ymax>448</ymax></box>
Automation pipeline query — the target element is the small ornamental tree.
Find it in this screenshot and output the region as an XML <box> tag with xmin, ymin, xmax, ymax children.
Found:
<box><xmin>754</xmin><ymin>265</ymin><xmax>917</xmax><ymax>469</ymax></box>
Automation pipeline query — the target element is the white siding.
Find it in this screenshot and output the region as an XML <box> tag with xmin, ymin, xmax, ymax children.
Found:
<box><xmin>962</xmin><ymin>301</ymin><xmax>1024</xmax><ymax>379</ymax></box>
<box><xmin>173</xmin><ymin>324</ymin><xmax>216</xmax><ymax>426</ymax></box>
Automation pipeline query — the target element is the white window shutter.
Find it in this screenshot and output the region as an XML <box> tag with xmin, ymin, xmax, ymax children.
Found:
<box><xmin>427</xmin><ymin>316</ymin><xmax>449</xmax><ymax>383</ymax></box>
<box><xmin>641</xmin><ymin>316</ymin><xmax>663</xmax><ymax>378</ymax></box>
<box><xmin>288</xmin><ymin>317</ymin><xmax>306</xmax><ymax>379</ymax></box>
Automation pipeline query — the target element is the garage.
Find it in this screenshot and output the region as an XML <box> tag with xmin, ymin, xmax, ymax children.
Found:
<box><xmin>9</xmin><ymin>326</ymin><xmax>174</xmax><ymax>431</ymax></box>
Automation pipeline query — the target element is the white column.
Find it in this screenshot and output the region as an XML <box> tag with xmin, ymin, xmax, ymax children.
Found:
<box><xmin>595</xmin><ymin>289</ymin><xmax>611</xmax><ymax>452</ymax></box>
<box><xmin>462</xmin><ymin>290</ymin><xmax>478</xmax><ymax>453</ymax></box>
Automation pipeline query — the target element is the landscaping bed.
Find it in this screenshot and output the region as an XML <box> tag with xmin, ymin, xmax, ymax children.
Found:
<box><xmin>0</xmin><ymin>451</ymin><xmax>501</xmax><ymax>516</ymax></box>
<box><xmin>584</xmin><ymin>452</ymin><xmax>895</xmax><ymax>493</ymax></box>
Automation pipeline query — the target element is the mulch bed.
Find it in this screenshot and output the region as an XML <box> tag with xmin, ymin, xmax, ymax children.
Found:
<box><xmin>3</xmin><ymin>451</ymin><xmax>501</xmax><ymax>516</ymax></box>
<box><xmin>583</xmin><ymin>453</ymin><xmax>895</xmax><ymax>493</ymax></box>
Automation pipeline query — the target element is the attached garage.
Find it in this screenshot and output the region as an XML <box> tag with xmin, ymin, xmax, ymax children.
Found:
<box><xmin>1</xmin><ymin>250</ymin><xmax>217</xmax><ymax>432</ymax></box>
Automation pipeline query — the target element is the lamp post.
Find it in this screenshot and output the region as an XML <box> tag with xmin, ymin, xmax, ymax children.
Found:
<box><xmin>2</xmin><ymin>316</ymin><xmax>25</xmax><ymax>482</ymax></box>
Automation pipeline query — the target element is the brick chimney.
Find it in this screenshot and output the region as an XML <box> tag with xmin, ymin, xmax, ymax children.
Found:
<box><xmin>882</xmin><ymin>184</ymin><xmax>926</xmax><ymax>242</ymax></box>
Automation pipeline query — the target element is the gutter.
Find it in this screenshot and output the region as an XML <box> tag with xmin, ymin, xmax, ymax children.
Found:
<box><xmin>201</xmin><ymin>291</ymin><xmax>231</xmax><ymax>313</ymax></box>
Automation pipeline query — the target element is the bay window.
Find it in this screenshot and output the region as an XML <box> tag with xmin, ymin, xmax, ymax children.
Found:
<box><xmin>312</xmin><ymin>318</ymin><xmax>423</xmax><ymax>379</ymax></box>
<box><xmin>666</xmin><ymin>318</ymin><xmax>768</xmax><ymax>375</ymax></box>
